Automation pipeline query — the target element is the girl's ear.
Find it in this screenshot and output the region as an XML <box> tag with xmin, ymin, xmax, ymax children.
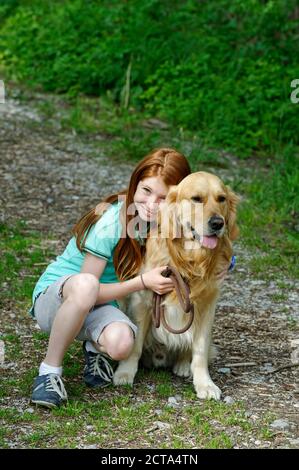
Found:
<box><xmin>225</xmin><ymin>187</ymin><xmax>241</xmax><ymax>241</ymax></box>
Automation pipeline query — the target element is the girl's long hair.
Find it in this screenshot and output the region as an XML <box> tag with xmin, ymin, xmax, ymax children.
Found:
<box><xmin>73</xmin><ymin>148</ymin><xmax>191</xmax><ymax>280</ymax></box>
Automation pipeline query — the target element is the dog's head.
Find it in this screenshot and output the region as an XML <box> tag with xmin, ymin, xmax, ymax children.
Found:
<box><xmin>161</xmin><ymin>171</ymin><xmax>239</xmax><ymax>249</ymax></box>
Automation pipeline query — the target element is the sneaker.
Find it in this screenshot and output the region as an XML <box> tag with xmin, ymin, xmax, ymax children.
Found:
<box><xmin>83</xmin><ymin>341</ymin><xmax>114</xmax><ymax>388</ymax></box>
<box><xmin>31</xmin><ymin>373</ymin><xmax>68</xmax><ymax>409</ymax></box>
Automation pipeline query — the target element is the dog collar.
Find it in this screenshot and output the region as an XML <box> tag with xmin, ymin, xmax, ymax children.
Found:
<box><xmin>228</xmin><ymin>255</ymin><xmax>236</xmax><ymax>271</ymax></box>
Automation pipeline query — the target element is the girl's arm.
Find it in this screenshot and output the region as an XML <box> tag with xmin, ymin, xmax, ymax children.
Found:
<box><xmin>81</xmin><ymin>253</ymin><xmax>143</xmax><ymax>303</ymax></box>
<box><xmin>81</xmin><ymin>253</ymin><xmax>174</xmax><ymax>304</ymax></box>
<box><xmin>97</xmin><ymin>278</ymin><xmax>143</xmax><ymax>303</ymax></box>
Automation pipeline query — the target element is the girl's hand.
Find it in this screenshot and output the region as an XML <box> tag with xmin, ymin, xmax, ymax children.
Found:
<box><xmin>142</xmin><ymin>266</ymin><xmax>175</xmax><ymax>295</ymax></box>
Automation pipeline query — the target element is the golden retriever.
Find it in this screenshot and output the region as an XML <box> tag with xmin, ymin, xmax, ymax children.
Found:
<box><xmin>114</xmin><ymin>171</ymin><xmax>239</xmax><ymax>400</ymax></box>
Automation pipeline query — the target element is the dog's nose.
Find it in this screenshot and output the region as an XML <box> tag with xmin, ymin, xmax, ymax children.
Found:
<box><xmin>209</xmin><ymin>216</ymin><xmax>224</xmax><ymax>232</ymax></box>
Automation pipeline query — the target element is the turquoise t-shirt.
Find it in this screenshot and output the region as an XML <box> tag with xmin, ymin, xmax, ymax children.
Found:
<box><xmin>31</xmin><ymin>200</ymin><xmax>125</xmax><ymax>312</ymax></box>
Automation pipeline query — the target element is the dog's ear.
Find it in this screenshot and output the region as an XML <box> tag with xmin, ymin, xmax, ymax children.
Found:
<box><xmin>226</xmin><ymin>186</ymin><xmax>240</xmax><ymax>241</ymax></box>
<box><xmin>159</xmin><ymin>185</ymin><xmax>181</xmax><ymax>240</ymax></box>
<box><xmin>166</xmin><ymin>185</ymin><xmax>178</xmax><ymax>204</ymax></box>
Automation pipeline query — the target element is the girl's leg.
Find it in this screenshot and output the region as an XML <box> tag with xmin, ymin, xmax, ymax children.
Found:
<box><xmin>77</xmin><ymin>304</ymin><xmax>138</xmax><ymax>388</ymax></box>
<box><xmin>82</xmin><ymin>323</ymin><xmax>135</xmax><ymax>388</ymax></box>
<box><xmin>95</xmin><ymin>322</ymin><xmax>135</xmax><ymax>361</ymax></box>
<box><xmin>44</xmin><ymin>273</ymin><xmax>99</xmax><ymax>367</ymax></box>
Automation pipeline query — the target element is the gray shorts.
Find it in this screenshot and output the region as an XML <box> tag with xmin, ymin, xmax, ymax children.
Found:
<box><xmin>32</xmin><ymin>274</ymin><xmax>137</xmax><ymax>343</ymax></box>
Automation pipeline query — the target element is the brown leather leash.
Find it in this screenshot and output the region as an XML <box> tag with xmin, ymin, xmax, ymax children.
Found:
<box><xmin>152</xmin><ymin>265</ymin><xmax>194</xmax><ymax>334</ymax></box>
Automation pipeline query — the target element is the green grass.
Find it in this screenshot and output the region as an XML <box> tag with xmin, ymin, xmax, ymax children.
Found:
<box><xmin>0</xmin><ymin>384</ymin><xmax>276</xmax><ymax>449</ymax></box>
<box><xmin>0</xmin><ymin>220</ymin><xmax>56</xmax><ymax>306</ymax></box>
<box><xmin>270</xmin><ymin>293</ymin><xmax>289</xmax><ymax>303</ymax></box>
<box><xmin>0</xmin><ymin>341</ymin><xmax>276</xmax><ymax>449</ymax></box>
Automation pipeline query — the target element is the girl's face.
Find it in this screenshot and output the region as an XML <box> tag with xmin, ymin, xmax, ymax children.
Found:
<box><xmin>134</xmin><ymin>176</ymin><xmax>169</xmax><ymax>222</ymax></box>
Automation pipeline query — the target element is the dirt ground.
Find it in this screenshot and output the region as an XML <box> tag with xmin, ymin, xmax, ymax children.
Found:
<box><xmin>0</xmin><ymin>91</ymin><xmax>298</xmax><ymax>449</ymax></box>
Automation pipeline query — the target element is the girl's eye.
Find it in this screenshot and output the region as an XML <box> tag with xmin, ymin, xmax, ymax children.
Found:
<box><xmin>143</xmin><ymin>187</ymin><xmax>151</xmax><ymax>193</ymax></box>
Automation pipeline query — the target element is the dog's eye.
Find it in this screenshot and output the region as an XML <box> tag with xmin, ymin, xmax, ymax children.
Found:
<box><xmin>191</xmin><ymin>196</ymin><xmax>203</xmax><ymax>203</ymax></box>
<box><xmin>218</xmin><ymin>195</ymin><xmax>226</xmax><ymax>202</ymax></box>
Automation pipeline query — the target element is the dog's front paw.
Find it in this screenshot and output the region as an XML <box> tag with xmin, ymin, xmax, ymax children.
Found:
<box><xmin>173</xmin><ymin>360</ymin><xmax>191</xmax><ymax>378</ymax></box>
<box><xmin>113</xmin><ymin>362</ymin><xmax>137</xmax><ymax>386</ymax></box>
<box><xmin>195</xmin><ymin>379</ymin><xmax>221</xmax><ymax>400</ymax></box>
<box><xmin>113</xmin><ymin>371</ymin><xmax>134</xmax><ymax>386</ymax></box>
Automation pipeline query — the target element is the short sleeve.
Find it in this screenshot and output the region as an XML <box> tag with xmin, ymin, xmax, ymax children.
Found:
<box><xmin>83</xmin><ymin>202</ymin><xmax>123</xmax><ymax>261</ymax></box>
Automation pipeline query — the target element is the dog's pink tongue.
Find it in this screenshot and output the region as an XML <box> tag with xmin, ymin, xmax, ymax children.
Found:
<box><xmin>202</xmin><ymin>236</ymin><xmax>218</xmax><ymax>249</ymax></box>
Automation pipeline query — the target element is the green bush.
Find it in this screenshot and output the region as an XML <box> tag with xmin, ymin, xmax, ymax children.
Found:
<box><xmin>1</xmin><ymin>0</ymin><xmax>298</xmax><ymax>155</ymax></box>
<box><xmin>0</xmin><ymin>0</ymin><xmax>20</xmax><ymax>22</ymax></box>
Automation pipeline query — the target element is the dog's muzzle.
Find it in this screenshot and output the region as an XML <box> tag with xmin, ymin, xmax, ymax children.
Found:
<box><xmin>208</xmin><ymin>216</ymin><xmax>224</xmax><ymax>233</ymax></box>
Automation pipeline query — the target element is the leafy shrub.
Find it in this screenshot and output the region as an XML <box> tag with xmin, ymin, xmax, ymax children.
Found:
<box><xmin>1</xmin><ymin>0</ymin><xmax>298</xmax><ymax>155</ymax></box>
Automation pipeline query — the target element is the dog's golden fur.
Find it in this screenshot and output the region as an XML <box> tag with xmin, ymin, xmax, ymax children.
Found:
<box><xmin>114</xmin><ymin>172</ymin><xmax>239</xmax><ymax>400</ymax></box>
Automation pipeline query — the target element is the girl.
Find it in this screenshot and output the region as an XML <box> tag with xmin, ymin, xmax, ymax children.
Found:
<box><xmin>30</xmin><ymin>148</ymin><xmax>192</xmax><ymax>408</ymax></box>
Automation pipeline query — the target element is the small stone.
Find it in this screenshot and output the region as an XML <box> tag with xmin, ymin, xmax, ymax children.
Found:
<box><xmin>249</xmin><ymin>414</ymin><xmax>259</xmax><ymax>422</ymax></box>
<box><xmin>270</xmin><ymin>419</ymin><xmax>290</xmax><ymax>431</ymax></box>
<box><xmin>223</xmin><ymin>396</ymin><xmax>234</xmax><ymax>405</ymax></box>
<box><xmin>218</xmin><ymin>367</ymin><xmax>231</xmax><ymax>374</ymax></box>
<box><xmin>260</xmin><ymin>363</ymin><xmax>275</xmax><ymax>372</ymax></box>
<box><xmin>142</xmin><ymin>118</ymin><xmax>169</xmax><ymax>130</ymax></box>
<box><xmin>289</xmin><ymin>438</ymin><xmax>299</xmax><ymax>446</ymax></box>
<box><xmin>291</xmin><ymin>348</ymin><xmax>299</xmax><ymax>363</ymax></box>
<box><xmin>290</xmin><ymin>339</ymin><xmax>299</xmax><ymax>348</ymax></box>
<box><xmin>25</xmin><ymin>408</ymin><xmax>34</xmax><ymax>414</ymax></box>
<box><xmin>153</xmin><ymin>421</ymin><xmax>171</xmax><ymax>430</ymax></box>
<box><xmin>0</xmin><ymin>340</ymin><xmax>5</xmax><ymax>365</ymax></box>
<box><xmin>167</xmin><ymin>396</ymin><xmax>179</xmax><ymax>407</ymax></box>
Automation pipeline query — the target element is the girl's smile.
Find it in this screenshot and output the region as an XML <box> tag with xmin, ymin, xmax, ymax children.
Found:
<box><xmin>134</xmin><ymin>176</ymin><xmax>169</xmax><ymax>222</ymax></box>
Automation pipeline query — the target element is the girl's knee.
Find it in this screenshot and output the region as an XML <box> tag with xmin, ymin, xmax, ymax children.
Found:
<box><xmin>101</xmin><ymin>322</ymin><xmax>134</xmax><ymax>361</ymax></box>
<box><xmin>64</xmin><ymin>273</ymin><xmax>99</xmax><ymax>307</ymax></box>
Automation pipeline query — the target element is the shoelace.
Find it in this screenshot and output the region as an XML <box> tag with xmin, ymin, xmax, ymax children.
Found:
<box><xmin>45</xmin><ymin>374</ymin><xmax>68</xmax><ymax>400</ymax></box>
<box><xmin>88</xmin><ymin>354</ymin><xmax>114</xmax><ymax>382</ymax></box>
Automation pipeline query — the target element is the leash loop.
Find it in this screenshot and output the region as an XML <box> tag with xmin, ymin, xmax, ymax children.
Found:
<box><xmin>152</xmin><ymin>265</ymin><xmax>194</xmax><ymax>334</ymax></box>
